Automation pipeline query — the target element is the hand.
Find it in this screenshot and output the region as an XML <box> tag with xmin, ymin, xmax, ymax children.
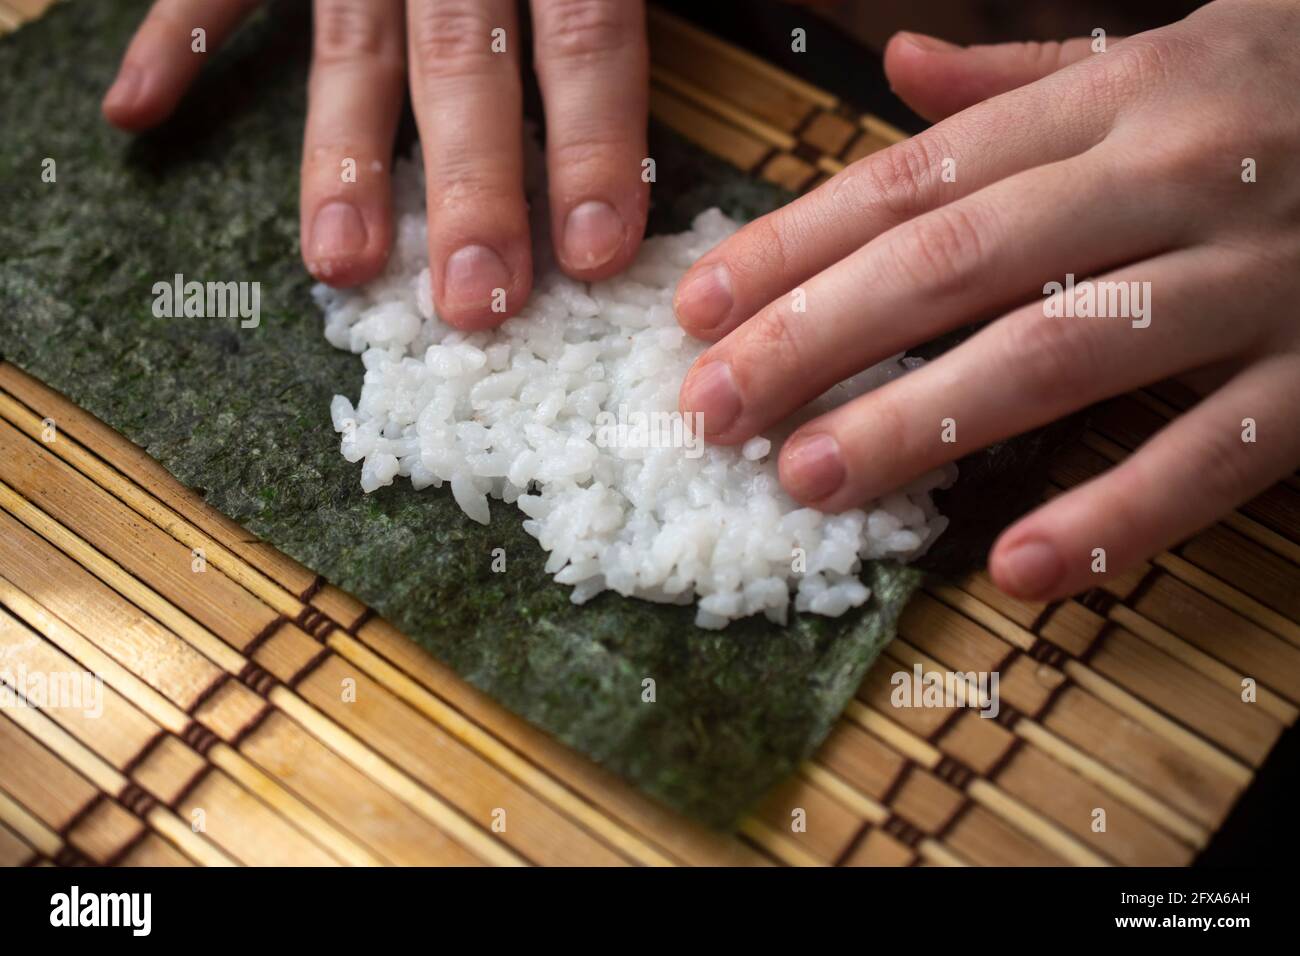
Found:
<box><xmin>103</xmin><ymin>0</ymin><xmax>650</xmax><ymax>329</ymax></box>
<box><xmin>674</xmin><ymin>0</ymin><xmax>1300</xmax><ymax>602</ymax></box>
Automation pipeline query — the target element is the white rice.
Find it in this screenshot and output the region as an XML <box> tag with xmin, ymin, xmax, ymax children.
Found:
<box><xmin>315</xmin><ymin>153</ymin><xmax>954</xmax><ymax>628</ymax></box>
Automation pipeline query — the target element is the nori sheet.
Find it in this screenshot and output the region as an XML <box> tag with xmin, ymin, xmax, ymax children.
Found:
<box><xmin>0</xmin><ymin>0</ymin><xmax>1060</xmax><ymax>826</ymax></box>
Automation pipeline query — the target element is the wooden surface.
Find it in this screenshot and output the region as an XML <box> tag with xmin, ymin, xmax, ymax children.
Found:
<box><xmin>2</xmin><ymin>0</ymin><xmax>1299</xmax><ymax>867</ymax></box>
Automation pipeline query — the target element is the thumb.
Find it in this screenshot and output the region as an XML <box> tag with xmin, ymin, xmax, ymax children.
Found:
<box><xmin>883</xmin><ymin>32</ymin><xmax>1103</xmax><ymax>122</ymax></box>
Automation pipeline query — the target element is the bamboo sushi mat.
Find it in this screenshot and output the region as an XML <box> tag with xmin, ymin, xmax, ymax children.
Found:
<box><xmin>2</xmin><ymin>1</ymin><xmax>1299</xmax><ymax>868</ymax></box>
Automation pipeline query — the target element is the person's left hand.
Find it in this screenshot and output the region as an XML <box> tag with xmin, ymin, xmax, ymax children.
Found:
<box><xmin>673</xmin><ymin>0</ymin><xmax>1300</xmax><ymax>602</ymax></box>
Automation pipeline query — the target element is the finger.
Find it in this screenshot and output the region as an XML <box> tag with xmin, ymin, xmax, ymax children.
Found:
<box><xmin>300</xmin><ymin>0</ymin><xmax>406</xmax><ymax>287</ymax></box>
<box><xmin>103</xmin><ymin>0</ymin><xmax>261</xmax><ymax>131</ymax></box>
<box><xmin>672</xmin><ymin>53</ymin><xmax>1120</xmax><ymax>340</ymax></box>
<box><xmin>531</xmin><ymin>0</ymin><xmax>649</xmax><ymax>279</ymax></box>
<box><xmin>883</xmin><ymin>33</ymin><xmax>1101</xmax><ymax>122</ymax></box>
<box><xmin>408</xmin><ymin>0</ymin><xmax>530</xmax><ymax>329</ymax></box>
<box><xmin>991</xmin><ymin>353</ymin><xmax>1300</xmax><ymax>601</ymax></box>
<box><xmin>776</xmin><ymin>245</ymin><xmax>1261</xmax><ymax>511</ymax></box>
<box><xmin>681</xmin><ymin>150</ymin><xmax>1183</xmax><ymax>443</ymax></box>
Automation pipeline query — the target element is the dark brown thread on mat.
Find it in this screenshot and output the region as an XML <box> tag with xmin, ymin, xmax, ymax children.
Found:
<box><xmin>230</xmin><ymin>703</ymin><xmax>275</xmax><ymax>749</ymax></box>
<box><xmin>186</xmin><ymin>671</ymin><xmax>231</xmax><ymax>717</ymax></box>
<box><xmin>1029</xmin><ymin>637</ymin><xmax>1070</xmax><ymax>669</ymax></box>
<box><xmin>299</xmin><ymin>575</ymin><xmax>325</xmax><ymax>604</ymax></box>
<box><xmin>296</xmin><ymin>606</ymin><xmax>339</xmax><ymax>640</ymax></box>
<box><xmin>833</xmin><ymin>821</ymin><xmax>872</xmax><ymax>866</ymax></box>
<box><xmin>53</xmin><ymin>845</ymin><xmax>89</xmax><ymax>867</ymax></box>
<box><xmin>0</xmin><ymin>386</ymin><xmax>346</xmax><ymax>661</ymax></box>
<box><xmin>927</xmin><ymin>705</ymin><xmax>967</xmax><ymax>743</ymax></box>
<box><xmin>1029</xmin><ymin>666</ymin><xmax>1074</xmax><ymax>723</ymax></box>
<box><xmin>881</xmin><ymin>814</ymin><xmax>924</xmax><ymax>849</ymax></box>
<box><xmin>103</xmin><ymin>827</ymin><xmax>152</xmax><ymax>867</ymax></box>
<box><xmin>1124</xmin><ymin>566</ymin><xmax>1164</xmax><ymax>609</ymax></box>
<box><xmin>121</xmin><ymin>729</ymin><xmax>168</xmax><ymax>777</ymax></box>
<box><xmin>984</xmin><ymin>736</ymin><xmax>1026</xmax><ymax>784</ymax></box>
<box><xmin>347</xmin><ymin>607</ymin><xmax>375</xmax><ymax>635</ymax></box>
<box><xmin>878</xmin><ymin>761</ymin><xmax>914</xmax><ymax>810</ymax></box>
<box><xmin>1078</xmin><ymin>622</ymin><xmax>1116</xmax><ymax>667</ymax></box>
<box><xmin>749</xmin><ymin>145</ymin><xmax>779</xmax><ymax>177</ymax></box>
<box><xmin>1073</xmin><ymin>606</ymin><xmax>1116</xmax><ymax>664</ymax></box>
<box><xmin>58</xmin><ymin>792</ymin><xmax>106</xmax><ymax>839</ymax></box>
<box><xmin>180</xmin><ymin>720</ymin><xmax>220</xmax><ymax>757</ymax></box>
<box><xmin>315</xmin><ymin>619</ymin><xmax>337</xmax><ymax>640</ymax></box>
<box><xmin>118</xmin><ymin>783</ymin><xmax>158</xmax><ymax>819</ymax></box>
<box><xmin>994</xmin><ymin>703</ymin><xmax>1023</xmax><ymax>731</ymax></box>
<box><xmin>169</xmin><ymin>764</ymin><xmax>213</xmax><ymax>814</ymax></box>
<box><xmin>835</xmin><ymin>130</ymin><xmax>861</xmax><ymax>163</ymax></box>
<box><xmin>237</xmin><ymin>660</ymin><xmax>278</xmax><ymax>697</ymax></box>
<box><xmin>1079</xmin><ymin>587</ymin><xmax>1118</xmax><ymax>617</ymax></box>
<box><xmin>1030</xmin><ymin>600</ymin><xmax>1064</xmax><ymax>635</ymax></box>
<box><xmin>790</xmin><ymin>140</ymin><xmax>821</xmax><ymax>166</ymax></box>
<box><xmin>243</xmin><ymin>614</ymin><xmax>287</xmax><ymax>657</ymax></box>
<box><xmin>789</xmin><ymin>104</ymin><xmax>824</xmax><ymax>141</ymax></box>
<box><xmin>289</xmin><ymin>647</ymin><xmax>333</xmax><ymax>689</ymax></box>
<box><xmin>933</xmin><ymin>754</ymin><xmax>976</xmax><ymax>791</ymax></box>
<box><xmin>934</xmin><ymin>798</ymin><xmax>975</xmax><ymax>842</ymax></box>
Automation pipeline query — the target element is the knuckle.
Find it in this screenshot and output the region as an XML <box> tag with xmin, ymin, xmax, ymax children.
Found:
<box><xmin>1100</xmin><ymin>34</ymin><xmax>1180</xmax><ymax>101</ymax></box>
<box><xmin>1003</xmin><ymin>312</ymin><xmax>1098</xmax><ymax>407</ymax></box>
<box><xmin>545</xmin><ymin>129</ymin><xmax>634</xmax><ymax>178</ymax></box>
<box><xmin>742</xmin><ymin>305</ymin><xmax>805</xmax><ymax>376</ymax></box>
<box><xmin>536</xmin><ymin>0</ymin><xmax>638</xmax><ymax>63</ymax></box>
<box><xmin>427</xmin><ymin>169</ymin><xmax>504</xmax><ymax>210</ymax></box>
<box><xmin>314</xmin><ymin>0</ymin><xmax>396</xmax><ymax>64</ymax></box>
<box><xmin>891</xmin><ymin>203</ymin><xmax>987</xmax><ymax>297</ymax></box>
<box><xmin>844</xmin><ymin>132</ymin><xmax>945</xmax><ymax>224</ymax></box>
<box><xmin>1190</xmin><ymin>425</ymin><xmax>1256</xmax><ymax>505</ymax></box>
<box><xmin>748</xmin><ymin>214</ymin><xmax>791</xmax><ymax>282</ymax></box>
<box><xmin>1020</xmin><ymin>39</ymin><xmax>1065</xmax><ymax>72</ymax></box>
<box><xmin>410</xmin><ymin>2</ymin><xmax>498</xmax><ymax>76</ymax></box>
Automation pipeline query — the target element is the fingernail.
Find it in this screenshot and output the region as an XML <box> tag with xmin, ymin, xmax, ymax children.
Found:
<box><xmin>998</xmin><ymin>540</ymin><xmax>1063</xmax><ymax>599</ymax></box>
<box><xmin>563</xmin><ymin>200</ymin><xmax>624</xmax><ymax>269</ymax></box>
<box><xmin>310</xmin><ymin>202</ymin><xmax>368</xmax><ymax>260</ymax></box>
<box><xmin>682</xmin><ymin>361</ymin><xmax>742</xmax><ymax>437</ymax></box>
<box><xmin>444</xmin><ymin>244</ymin><xmax>512</xmax><ymax>309</ymax></box>
<box><xmin>782</xmin><ymin>433</ymin><xmax>845</xmax><ymax>502</ymax></box>
<box><xmin>675</xmin><ymin>264</ymin><xmax>734</xmax><ymax>333</ymax></box>
<box><xmin>104</xmin><ymin>65</ymin><xmax>143</xmax><ymax>113</ymax></box>
<box><xmin>900</xmin><ymin>31</ymin><xmax>958</xmax><ymax>52</ymax></box>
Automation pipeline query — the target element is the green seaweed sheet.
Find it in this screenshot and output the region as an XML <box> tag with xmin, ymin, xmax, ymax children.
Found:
<box><xmin>0</xmin><ymin>0</ymin><xmax>1057</xmax><ymax>827</ymax></box>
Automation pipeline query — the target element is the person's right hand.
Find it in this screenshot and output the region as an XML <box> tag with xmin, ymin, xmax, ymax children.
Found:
<box><xmin>103</xmin><ymin>0</ymin><xmax>651</xmax><ymax>329</ymax></box>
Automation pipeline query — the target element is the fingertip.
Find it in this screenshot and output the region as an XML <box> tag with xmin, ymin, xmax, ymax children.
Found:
<box><xmin>673</xmin><ymin>262</ymin><xmax>734</xmax><ymax>340</ymax></box>
<box><xmin>303</xmin><ymin>253</ymin><xmax>388</xmax><ymax>289</ymax></box>
<box><xmin>554</xmin><ymin>195</ymin><xmax>647</xmax><ymax>283</ymax></box>
<box><xmin>101</xmin><ymin>65</ymin><xmax>165</xmax><ymax>131</ymax></box>
<box><xmin>989</xmin><ymin>532</ymin><xmax>1066</xmax><ymax>601</ymax></box>
<box><xmin>435</xmin><ymin>244</ymin><xmax>532</xmax><ymax>331</ymax></box>
<box><xmin>883</xmin><ymin>32</ymin><xmax>972</xmax><ymax>122</ymax></box>
<box><xmin>779</xmin><ymin>431</ymin><xmax>847</xmax><ymax>506</ymax></box>
<box><xmin>303</xmin><ymin>201</ymin><xmax>391</xmax><ymax>288</ymax></box>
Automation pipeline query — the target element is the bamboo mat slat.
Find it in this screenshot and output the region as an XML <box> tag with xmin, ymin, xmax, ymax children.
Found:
<box><xmin>3</xmin><ymin>1</ymin><xmax>1300</xmax><ymax>867</ymax></box>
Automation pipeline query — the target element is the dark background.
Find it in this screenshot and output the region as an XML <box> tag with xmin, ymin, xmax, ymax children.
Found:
<box><xmin>658</xmin><ymin>0</ymin><xmax>1296</xmax><ymax>868</ymax></box>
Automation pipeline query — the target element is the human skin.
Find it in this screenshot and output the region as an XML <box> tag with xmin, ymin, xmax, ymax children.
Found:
<box><xmin>675</xmin><ymin>0</ymin><xmax>1300</xmax><ymax>602</ymax></box>
<box><xmin>104</xmin><ymin>1</ymin><xmax>1300</xmax><ymax>605</ymax></box>
<box><xmin>103</xmin><ymin>0</ymin><xmax>651</xmax><ymax>330</ymax></box>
